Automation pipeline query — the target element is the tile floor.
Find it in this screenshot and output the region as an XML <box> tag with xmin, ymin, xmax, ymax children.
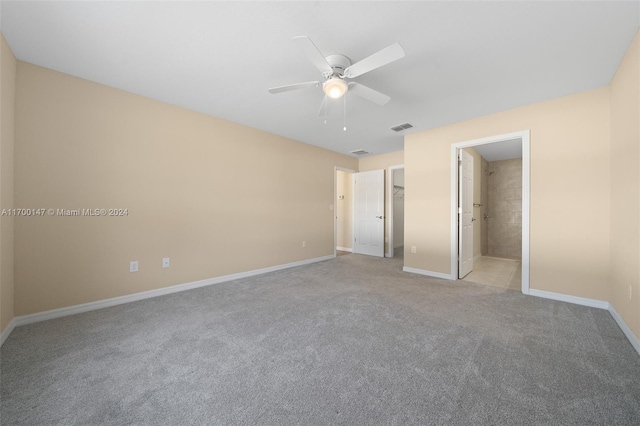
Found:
<box><xmin>462</xmin><ymin>256</ymin><xmax>522</xmax><ymax>291</ymax></box>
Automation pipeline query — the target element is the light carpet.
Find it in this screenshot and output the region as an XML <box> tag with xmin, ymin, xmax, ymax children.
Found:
<box><xmin>1</xmin><ymin>253</ymin><xmax>639</xmax><ymax>425</ymax></box>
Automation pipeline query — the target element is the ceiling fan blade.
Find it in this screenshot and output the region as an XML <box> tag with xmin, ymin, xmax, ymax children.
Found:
<box><xmin>268</xmin><ymin>81</ymin><xmax>320</xmax><ymax>94</ymax></box>
<box><xmin>292</xmin><ymin>36</ymin><xmax>333</xmax><ymax>75</ymax></box>
<box><xmin>348</xmin><ymin>82</ymin><xmax>391</xmax><ymax>106</ymax></box>
<box><xmin>343</xmin><ymin>43</ymin><xmax>405</xmax><ymax>78</ymax></box>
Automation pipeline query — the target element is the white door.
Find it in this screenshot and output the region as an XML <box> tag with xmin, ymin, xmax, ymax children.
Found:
<box><xmin>353</xmin><ymin>169</ymin><xmax>385</xmax><ymax>257</ymax></box>
<box><xmin>458</xmin><ymin>150</ymin><xmax>474</xmax><ymax>278</ymax></box>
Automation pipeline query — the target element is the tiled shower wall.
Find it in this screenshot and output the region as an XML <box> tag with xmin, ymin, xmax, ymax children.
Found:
<box><xmin>487</xmin><ymin>158</ymin><xmax>522</xmax><ymax>260</ymax></box>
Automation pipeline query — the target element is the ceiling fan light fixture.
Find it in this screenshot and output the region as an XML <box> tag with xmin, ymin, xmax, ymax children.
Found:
<box><xmin>323</xmin><ymin>76</ymin><xmax>348</xmax><ymax>99</ymax></box>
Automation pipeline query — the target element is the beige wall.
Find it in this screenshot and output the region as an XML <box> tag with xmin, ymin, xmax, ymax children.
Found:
<box><xmin>358</xmin><ymin>150</ymin><xmax>404</xmax><ymax>172</ymax></box>
<box><xmin>610</xmin><ymin>30</ymin><xmax>640</xmax><ymax>339</ymax></box>
<box><xmin>336</xmin><ymin>170</ymin><xmax>353</xmax><ymax>250</ymax></box>
<box><xmin>359</xmin><ymin>150</ymin><xmax>404</xmax><ymax>255</ymax></box>
<box><xmin>405</xmin><ymin>87</ymin><xmax>611</xmax><ymax>302</ymax></box>
<box><xmin>1</xmin><ymin>34</ymin><xmax>17</xmax><ymax>332</ymax></box>
<box><xmin>14</xmin><ymin>62</ymin><xmax>357</xmax><ymax>316</ymax></box>
<box><xmin>5</xmin><ymin>31</ymin><xmax>639</xmax><ymax>349</ymax></box>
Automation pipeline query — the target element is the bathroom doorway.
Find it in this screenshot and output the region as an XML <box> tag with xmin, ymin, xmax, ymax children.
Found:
<box><xmin>451</xmin><ymin>131</ymin><xmax>530</xmax><ymax>294</ymax></box>
<box><xmin>465</xmin><ymin>155</ymin><xmax>523</xmax><ymax>290</ymax></box>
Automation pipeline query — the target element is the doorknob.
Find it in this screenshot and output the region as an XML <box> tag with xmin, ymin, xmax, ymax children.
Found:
<box><xmin>376</xmin><ymin>216</ymin><xmax>384</xmax><ymax>219</ymax></box>
<box><xmin>471</xmin><ymin>217</ymin><xmax>476</xmax><ymax>221</ymax></box>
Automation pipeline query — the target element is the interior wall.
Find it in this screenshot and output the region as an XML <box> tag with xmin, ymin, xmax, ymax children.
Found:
<box><xmin>0</xmin><ymin>34</ymin><xmax>17</xmax><ymax>333</ymax></box>
<box><xmin>14</xmin><ymin>61</ymin><xmax>357</xmax><ymax>316</ymax></box>
<box><xmin>336</xmin><ymin>170</ymin><xmax>353</xmax><ymax>250</ymax></box>
<box><xmin>610</xmin><ymin>30</ymin><xmax>640</xmax><ymax>340</ymax></box>
<box><xmin>487</xmin><ymin>158</ymin><xmax>522</xmax><ymax>260</ymax></box>
<box><xmin>393</xmin><ymin>168</ymin><xmax>404</xmax><ymax>249</ymax></box>
<box><xmin>358</xmin><ymin>150</ymin><xmax>404</xmax><ymax>255</ymax></box>
<box><xmin>405</xmin><ymin>87</ymin><xmax>611</xmax><ymax>302</ymax></box>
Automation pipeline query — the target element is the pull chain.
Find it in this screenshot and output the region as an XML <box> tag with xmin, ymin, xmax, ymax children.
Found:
<box><xmin>343</xmin><ymin>94</ymin><xmax>347</xmax><ymax>131</ymax></box>
<box><xmin>324</xmin><ymin>96</ymin><xmax>327</xmax><ymax>124</ymax></box>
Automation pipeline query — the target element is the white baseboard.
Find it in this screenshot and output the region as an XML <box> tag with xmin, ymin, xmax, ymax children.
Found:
<box><xmin>608</xmin><ymin>304</ymin><xmax>640</xmax><ymax>356</ymax></box>
<box><xmin>7</xmin><ymin>256</ymin><xmax>639</xmax><ymax>358</ymax></box>
<box><xmin>403</xmin><ymin>266</ymin><xmax>453</xmax><ymax>280</ymax></box>
<box><xmin>0</xmin><ymin>318</ymin><xmax>16</xmax><ymax>347</ymax></box>
<box><xmin>13</xmin><ymin>255</ymin><xmax>334</xmax><ymax>328</ymax></box>
<box><xmin>336</xmin><ymin>247</ymin><xmax>352</xmax><ymax>252</ymax></box>
<box><xmin>527</xmin><ymin>289</ymin><xmax>610</xmax><ymax>310</ymax></box>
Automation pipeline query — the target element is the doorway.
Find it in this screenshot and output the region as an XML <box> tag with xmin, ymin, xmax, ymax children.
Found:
<box><xmin>451</xmin><ymin>131</ymin><xmax>530</xmax><ymax>294</ymax></box>
<box><xmin>353</xmin><ymin>170</ymin><xmax>385</xmax><ymax>257</ymax></box>
<box><xmin>335</xmin><ymin>168</ymin><xmax>355</xmax><ymax>255</ymax></box>
<box><xmin>334</xmin><ymin>167</ymin><xmax>391</xmax><ymax>259</ymax></box>
<box><xmin>388</xmin><ymin>166</ymin><xmax>405</xmax><ymax>258</ymax></box>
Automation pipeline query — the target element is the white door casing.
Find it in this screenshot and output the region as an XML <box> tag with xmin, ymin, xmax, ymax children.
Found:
<box><xmin>353</xmin><ymin>169</ymin><xmax>385</xmax><ymax>257</ymax></box>
<box><xmin>458</xmin><ymin>150</ymin><xmax>474</xmax><ymax>278</ymax></box>
<box><xmin>450</xmin><ymin>130</ymin><xmax>530</xmax><ymax>294</ymax></box>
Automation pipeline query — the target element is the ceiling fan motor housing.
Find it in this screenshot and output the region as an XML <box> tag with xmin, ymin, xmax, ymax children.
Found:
<box><xmin>324</xmin><ymin>54</ymin><xmax>351</xmax><ymax>78</ymax></box>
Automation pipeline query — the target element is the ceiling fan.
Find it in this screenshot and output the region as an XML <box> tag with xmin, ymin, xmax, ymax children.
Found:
<box><xmin>268</xmin><ymin>36</ymin><xmax>405</xmax><ymax>112</ymax></box>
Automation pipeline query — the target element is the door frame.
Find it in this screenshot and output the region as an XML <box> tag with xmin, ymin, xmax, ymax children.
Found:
<box><xmin>387</xmin><ymin>165</ymin><xmax>404</xmax><ymax>258</ymax></box>
<box><xmin>450</xmin><ymin>130</ymin><xmax>531</xmax><ymax>294</ymax></box>
<box><xmin>334</xmin><ymin>166</ymin><xmax>357</xmax><ymax>257</ymax></box>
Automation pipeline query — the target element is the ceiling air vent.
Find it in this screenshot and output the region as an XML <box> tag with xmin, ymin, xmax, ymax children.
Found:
<box><xmin>350</xmin><ymin>149</ymin><xmax>370</xmax><ymax>156</ymax></box>
<box><xmin>390</xmin><ymin>122</ymin><xmax>414</xmax><ymax>132</ymax></box>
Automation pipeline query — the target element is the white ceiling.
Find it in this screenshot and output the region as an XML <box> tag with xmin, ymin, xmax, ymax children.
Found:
<box><xmin>2</xmin><ymin>1</ymin><xmax>638</xmax><ymax>157</ymax></box>
<box><xmin>473</xmin><ymin>138</ymin><xmax>522</xmax><ymax>162</ymax></box>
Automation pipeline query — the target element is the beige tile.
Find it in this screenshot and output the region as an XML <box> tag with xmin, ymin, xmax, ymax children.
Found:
<box><xmin>504</xmin><ymin>187</ymin><xmax>517</xmax><ymax>200</ymax></box>
<box><xmin>508</xmin><ymin>212</ymin><xmax>517</xmax><ymax>224</ymax></box>
<box><xmin>511</xmin><ymin>224</ymin><xmax>522</xmax><ymax>240</ymax></box>
<box><xmin>514</xmin><ymin>211</ymin><xmax>522</xmax><ymax>224</ymax></box>
<box><xmin>514</xmin><ymin>187</ymin><xmax>522</xmax><ymax>200</ymax></box>
<box><xmin>488</xmin><ymin>246</ymin><xmax>507</xmax><ymax>257</ymax></box>
<box><xmin>507</xmin><ymin>174</ymin><xmax>521</xmax><ymax>188</ymax></box>
<box><xmin>488</xmin><ymin>227</ymin><xmax>510</xmax><ymax>247</ymax></box>
<box><xmin>462</xmin><ymin>256</ymin><xmax>521</xmax><ymax>290</ymax></box>
<box><xmin>493</xmin><ymin>211</ymin><xmax>511</xmax><ymax>223</ymax></box>
<box><xmin>506</xmin><ymin>246</ymin><xmax>521</xmax><ymax>259</ymax></box>
<box><xmin>493</xmin><ymin>200</ymin><xmax>508</xmax><ymax>212</ymax></box>
<box><xmin>508</xmin><ymin>200</ymin><xmax>522</xmax><ymax>212</ymax></box>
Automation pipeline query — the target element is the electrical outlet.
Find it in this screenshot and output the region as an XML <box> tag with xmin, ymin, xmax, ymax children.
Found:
<box><xmin>130</xmin><ymin>261</ymin><xmax>138</xmax><ymax>273</ymax></box>
<box><xmin>162</xmin><ymin>257</ymin><xmax>170</xmax><ymax>268</ymax></box>
<box><xmin>629</xmin><ymin>285</ymin><xmax>633</xmax><ymax>300</ymax></box>
<box><xmin>411</xmin><ymin>246</ymin><xmax>417</xmax><ymax>254</ymax></box>
<box><xmin>302</xmin><ymin>240</ymin><xmax>306</xmax><ymax>248</ymax></box>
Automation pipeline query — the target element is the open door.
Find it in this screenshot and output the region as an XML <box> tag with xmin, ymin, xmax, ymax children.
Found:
<box><xmin>353</xmin><ymin>169</ymin><xmax>385</xmax><ymax>257</ymax></box>
<box><xmin>458</xmin><ymin>150</ymin><xmax>474</xmax><ymax>277</ymax></box>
